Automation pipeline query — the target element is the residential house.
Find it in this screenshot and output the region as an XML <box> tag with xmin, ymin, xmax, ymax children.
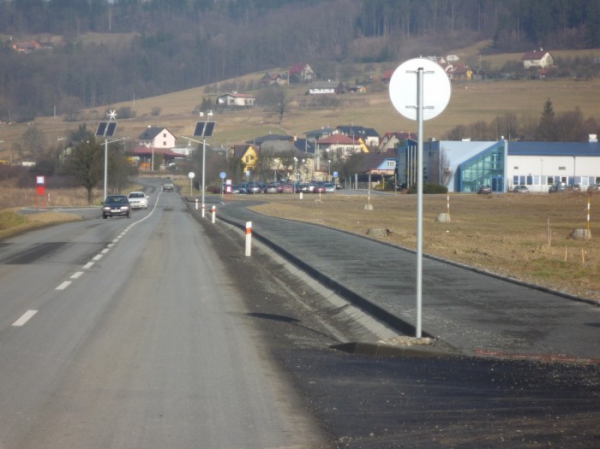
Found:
<box><xmin>358</xmin><ymin>149</ymin><xmax>397</xmax><ymax>184</ymax></box>
<box><xmin>216</xmin><ymin>92</ymin><xmax>256</xmax><ymax>108</ymax></box>
<box><xmin>316</xmin><ymin>134</ymin><xmax>366</xmax><ymax>161</ymax></box>
<box><xmin>379</xmin><ymin>132</ymin><xmax>418</xmax><ymax>151</ymax></box>
<box><xmin>137</xmin><ymin>126</ymin><xmax>176</xmax><ymax>149</ymax></box>
<box><xmin>522</xmin><ymin>50</ymin><xmax>553</xmax><ymax>69</ymax></box>
<box><xmin>306</xmin><ymin>81</ymin><xmax>346</xmax><ymax>95</ymax></box>
<box><xmin>10</xmin><ymin>40</ymin><xmax>41</xmax><ymax>53</ymax></box>
<box><xmin>446</xmin><ymin>63</ymin><xmax>473</xmax><ymax>80</ymax></box>
<box><xmin>335</xmin><ymin>125</ymin><xmax>380</xmax><ymax>148</ymax></box>
<box><xmin>259</xmin><ymin>72</ymin><xmax>287</xmax><ymax>86</ymax></box>
<box><xmin>381</xmin><ymin>70</ymin><xmax>394</xmax><ymax>84</ymax></box>
<box><xmin>305</xmin><ymin>127</ymin><xmax>335</xmax><ymax>143</ymax></box>
<box><xmin>230</xmin><ymin>144</ymin><xmax>259</xmax><ymax>174</ymax></box>
<box><xmin>289</xmin><ymin>63</ymin><xmax>314</xmax><ymax>83</ymax></box>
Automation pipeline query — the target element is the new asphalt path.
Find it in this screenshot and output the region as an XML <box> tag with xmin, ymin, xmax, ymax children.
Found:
<box><xmin>199</xmin><ymin>195</ymin><xmax>599</xmax><ymax>363</ymax></box>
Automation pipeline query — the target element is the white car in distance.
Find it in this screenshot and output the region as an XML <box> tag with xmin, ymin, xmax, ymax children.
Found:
<box><xmin>127</xmin><ymin>191</ymin><xmax>149</xmax><ymax>209</ymax></box>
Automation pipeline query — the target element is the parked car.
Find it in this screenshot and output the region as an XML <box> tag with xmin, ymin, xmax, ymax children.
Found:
<box><xmin>570</xmin><ymin>184</ymin><xmax>581</xmax><ymax>192</ymax></box>
<box><xmin>277</xmin><ymin>183</ymin><xmax>295</xmax><ymax>193</ymax></box>
<box><xmin>588</xmin><ymin>184</ymin><xmax>600</xmax><ymax>192</ymax></box>
<box><xmin>102</xmin><ymin>195</ymin><xmax>131</xmax><ymax>219</ymax></box>
<box><xmin>264</xmin><ymin>183</ymin><xmax>279</xmax><ymax>193</ymax></box>
<box><xmin>549</xmin><ymin>181</ymin><xmax>567</xmax><ymax>193</ymax></box>
<box><xmin>511</xmin><ymin>185</ymin><xmax>529</xmax><ymax>193</ymax></box>
<box><xmin>312</xmin><ymin>182</ymin><xmax>326</xmax><ymax>193</ymax></box>
<box><xmin>163</xmin><ymin>180</ymin><xmax>175</xmax><ymax>192</ymax></box>
<box><xmin>127</xmin><ymin>191</ymin><xmax>149</xmax><ymax>209</ymax></box>
<box><xmin>246</xmin><ymin>182</ymin><xmax>262</xmax><ymax>194</ymax></box>
<box><xmin>477</xmin><ymin>185</ymin><xmax>492</xmax><ymax>194</ymax></box>
<box><xmin>323</xmin><ymin>183</ymin><xmax>336</xmax><ymax>193</ymax></box>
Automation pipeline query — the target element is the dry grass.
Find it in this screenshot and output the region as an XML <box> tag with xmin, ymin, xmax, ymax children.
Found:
<box><xmin>242</xmin><ymin>191</ymin><xmax>600</xmax><ymax>303</ymax></box>
<box><xmin>0</xmin><ymin>208</ymin><xmax>82</xmax><ymax>239</ymax></box>
<box><xmin>3</xmin><ymin>53</ymin><xmax>600</xmax><ymax>165</ymax></box>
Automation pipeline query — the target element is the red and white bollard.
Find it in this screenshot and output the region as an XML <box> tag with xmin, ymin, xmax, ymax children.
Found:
<box><xmin>195</xmin><ymin>198</ymin><xmax>198</xmax><ymax>210</ymax></box>
<box><xmin>245</xmin><ymin>221</ymin><xmax>252</xmax><ymax>257</ymax></box>
<box><xmin>211</xmin><ymin>205</ymin><xmax>216</xmax><ymax>224</ymax></box>
<box><xmin>201</xmin><ymin>203</ymin><xmax>206</xmax><ymax>218</ymax></box>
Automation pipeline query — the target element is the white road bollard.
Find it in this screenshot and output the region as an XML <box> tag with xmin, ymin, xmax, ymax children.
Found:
<box><xmin>245</xmin><ymin>221</ymin><xmax>252</xmax><ymax>257</ymax></box>
<box><xmin>201</xmin><ymin>203</ymin><xmax>206</xmax><ymax>218</ymax></box>
<box><xmin>211</xmin><ymin>205</ymin><xmax>216</xmax><ymax>223</ymax></box>
<box><xmin>195</xmin><ymin>198</ymin><xmax>198</xmax><ymax>210</ymax></box>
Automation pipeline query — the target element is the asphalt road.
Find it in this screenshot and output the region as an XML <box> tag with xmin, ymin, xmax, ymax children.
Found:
<box><xmin>0</xmin><ymin>182</ymin><xmax>325</xmax><ymax>448</ymax></box>
<box><xmin>1</xmin><ymin>184</ymin><xmax>599</xmax><ymax>448</ymax></box>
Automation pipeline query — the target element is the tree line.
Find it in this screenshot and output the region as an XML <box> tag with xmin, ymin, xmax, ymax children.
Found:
<box><xmin>444</xmin><ymin>99</ymin><xmax>600</xmax><ymax>142</ymax></box>
<box><xmin>1</xmin><ymin>0</ymin><xmax>600</xmax><ymax>122</ymax></box>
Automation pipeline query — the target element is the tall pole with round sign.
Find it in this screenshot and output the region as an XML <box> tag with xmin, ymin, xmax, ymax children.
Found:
<box><xmin>389</xmin><ymin>58</ymin><xmax>451</xmax><ymax>338</ymax></box>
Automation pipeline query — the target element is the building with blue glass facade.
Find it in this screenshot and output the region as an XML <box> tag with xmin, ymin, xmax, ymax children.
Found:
<box><xmin>399</xmin><ymin>138</ymin><xmax>600</xmax><ymax>193</ymax></box>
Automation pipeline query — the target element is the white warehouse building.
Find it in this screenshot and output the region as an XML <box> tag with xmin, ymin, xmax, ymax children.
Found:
<box><xmin>398</xmin><ymin>138</ymin><xmax>600</xmax><ymax>193</ymax></box>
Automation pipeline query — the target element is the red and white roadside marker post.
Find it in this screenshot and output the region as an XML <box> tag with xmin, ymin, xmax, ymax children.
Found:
<box><xmin>195</xmin><ymin>198</ymin><xmax>198</xmax><ymax>210</ymax></box>
<box><xmin>201</xmin><ymin>203</ymin><xmax>206</xmax><ymax>218</ymax></box>
<box><xmin>211</xmin><ymin>205</ymin><xmax>216</xmax><ymax>224</ymax></box>
<box><xmin>245</xmin><ymin>221</ymin><xmax>252</xmax><ymax>257</ymax></box>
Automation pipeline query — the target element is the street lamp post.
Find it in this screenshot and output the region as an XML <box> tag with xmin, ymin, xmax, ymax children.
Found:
<box><xmin>103</xmin><ymin>137</ymin><xmax>127</xmax><ymax>200</ymax></box>
<box><xmin>293</xmin><ymin>157</ymin><xmax>298</xmax><ymax>192</ymax></box>
<box><xmin>200</xmin><ymin>111</ymin><xmax>213</xmax><ymax>216</ymax></box>
<box><xmin>182</xmin><ymin>110</ymin><xmax>214</xmax><ymax>218</ymax></box>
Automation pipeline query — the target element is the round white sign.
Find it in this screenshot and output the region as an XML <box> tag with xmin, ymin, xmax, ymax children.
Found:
<box><xmin>389</xmin><ymin>58</ymin><xmax>451</xmax><ymax>121</ymax></box>
<box><xmin>188</xmin><ymin>172</ymin><xmax>195</xmax><ymax>179</ymax></box>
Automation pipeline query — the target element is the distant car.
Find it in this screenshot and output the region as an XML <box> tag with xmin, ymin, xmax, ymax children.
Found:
<box><xmin>570</xmin><ymin>184</ymin><xmax>581</xmax><ymax>192</ymax></box>
<box><xmin>312</xmin><ymin>182</ymin><xmax>326</xmax><ymax>193</ymax></box>
<box><xmin>127</xmin><ymin>191</ymin><xmax>149</xmax><ymax>209</ymax></box>
<box><xmin>102</xmin><ymin>195</ymin><xmax>131</xmax><ymax>219</ymax></box>
<box><xmin>478</xmin><ymin>185</ymin><xmax>492</xmax><ymax>194</ymax></box>
<box><xmin>588</xmin><ymin>184</ymin><xmax>600</xmax><ymax>192</ymax></box>
<box><xmin>277</xmin><ymin>183</ymin><xmax>295</xmax><ymax>193</ymax></box>
<box><xmin>246</xmin><ymin>183</ymin><xmax>262</xmax><ymax>194</ymax></box>
<box><xmin>323</xmin><ymin>182</ymin><xmax>336</xmax><ymax>193</ymax></box>
<box><xmin>163</xmin><ymin>180</ymin><xmax>175</xmax><ymax>192</ymax></box>
<box><xmin>511</xmin><ymin>185</ymin><xmax>529</xmax><ymax>193</ymax></box>
<box><xmin>264</xmin><ymin>183</ymin><xmax>279</xmax><ymax>193</ymax></box>
<box><xmin>549</xmin><ymin>181</ymin><xmax>567</xmax><ymax>193</ymax></box>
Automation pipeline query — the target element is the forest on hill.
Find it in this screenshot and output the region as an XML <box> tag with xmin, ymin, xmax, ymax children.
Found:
<box><xmin>1</xmin><ymin>0</ymin><xmax>600</xmax><ymax>122</ymax></box>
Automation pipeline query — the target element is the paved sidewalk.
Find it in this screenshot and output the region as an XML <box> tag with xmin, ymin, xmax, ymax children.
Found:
<box><xmin>202</xmin><ymin>197</ymin><xmax>600</xmax><ymax>362</ymax></box>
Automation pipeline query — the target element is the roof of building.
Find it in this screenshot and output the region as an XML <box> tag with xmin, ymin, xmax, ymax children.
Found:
<box><xmin>508</xmin><ymin>141</ymin><xmax>600</xmax><ymax>156</ymax></box>
<box><xmin>317</xmin><ymin>134</ymin><xmax>356</xmax><ymax>145</ymax></box>
<box><xmin>138</xmin><ymin>126</ymin><xmax>171</xmax><ymax>140</ymax></box>
<box><xmin>336</xmin><ymin>125</ymin><xmax>380</xmax><ymax>139</ymax></box>
<box><xmin>358</xmin><ymin>149</ymin><xmax>396</xmax><ymax>172</ymax></box>
<box><xmin>246</xmin><ymin>134</ymin><xmax>293</xmax><ymax>145</ymax></box>
<box><xmin>522</xmin><ymin>50</ymin><xmax>550</xmax><ymax>60</ymax></box>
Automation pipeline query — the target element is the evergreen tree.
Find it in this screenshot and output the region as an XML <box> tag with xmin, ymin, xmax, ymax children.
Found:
<box><xmin>536</xmin><ymin>99</ymin><xmax>556</xmax><ymax>141</ymax></box>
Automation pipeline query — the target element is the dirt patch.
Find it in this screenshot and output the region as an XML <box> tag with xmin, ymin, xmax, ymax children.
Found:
<box><xmin>237</xmin><ymin>191</ymin><xmax>600</xmax><ymax>303</ymax></box>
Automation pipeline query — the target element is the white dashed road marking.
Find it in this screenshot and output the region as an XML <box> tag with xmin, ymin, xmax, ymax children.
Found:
<box><xmin>12</xmin><ymin>310</ymin><xmax>38</xmax><ymax>327</ymax></box>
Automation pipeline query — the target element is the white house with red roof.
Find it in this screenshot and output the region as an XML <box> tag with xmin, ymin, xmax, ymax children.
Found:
<box><xmin>289</xmin><ymin>63</ymin><xmax>314</xmax><ymax>83</ymax></box>
<box><xmin>522</xmin><ymin>50</ymin><xmax>553</xmax><ymax>68</ymax></box>
<box><xmin>216</xmin><ymin>92</ymin><xmax>256</xmax><ymax>108</ymax></box>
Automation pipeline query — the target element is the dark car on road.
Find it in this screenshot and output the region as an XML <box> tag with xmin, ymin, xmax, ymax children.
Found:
<box><xmin>477</xmin><ymin>185</ymin><xmax>492</xmax><ymax>194</ymax></box>
<box><xmin>102</xmin><ymin>195</ymin><xmax>131</xmax><ymax>219</ymax></box>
